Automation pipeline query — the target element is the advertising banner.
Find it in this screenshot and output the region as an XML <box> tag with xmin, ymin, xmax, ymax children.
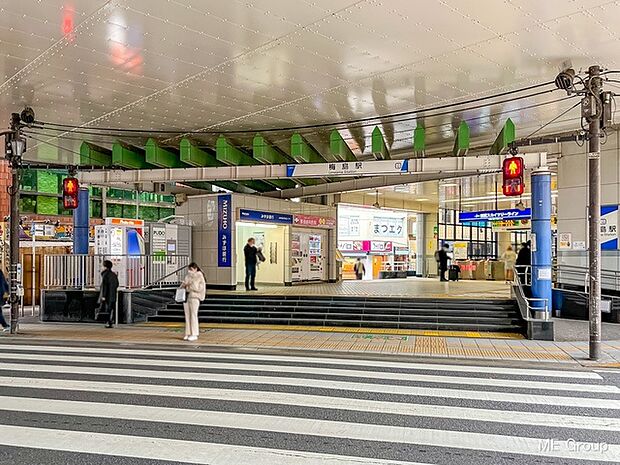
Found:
<box><xmin>459</xmin><ymin>208</ymin><xmax>531</xmax><ymax>223</ymax></box>
<box><xmin>218</xmin><ymin>194</ymin><xmax>232</xmax><ymax>267</ymax></box>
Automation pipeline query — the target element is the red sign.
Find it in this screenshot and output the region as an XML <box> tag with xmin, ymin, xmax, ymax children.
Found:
<box><xmin>293</xmin><ymin>214</ymin><xmax>336</xmax><ymax>229</ymax></box>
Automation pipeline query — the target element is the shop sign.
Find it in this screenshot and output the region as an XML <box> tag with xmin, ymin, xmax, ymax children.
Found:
<box><xmin>293</xmin><ymin>214</ymin><xmax>336</xmax><ymax>229</ymax></box>
<box><xmin>601</xmin><ymin>205</ymin><xmax>618</xmax><ymax>250</ymax></box>
<box><xmin>372</xmin><ymin>216</ymin><xmax>404</xmax><ymax>237</ymax></box>
<box><xmin>490</xmin><ymin>219</ymin><xmax>530</xmax><ymax>232</ymax></box>
<box><xmin>338</xmin><ymin>240</ymin><xmax>392</xmax><ymax>253</ymax></box>
<box><xmin>218</xmin><ymin>194</ymin><xmax>232</xmax><ymax>267</ymax></box>
<box><xmin>370</xmin><ymin>240</ymin><xmax>392</xmax><ymax>252</ymax></box>
<box><xmin>105</xmin><ymin>217</ymin><xmax>144</xmax><ymax>227</ymax></box>
<box><xmin>459</xmin><ymin>208</ymin><xmax>531</xmax><ymax>223</ymax></box>
<box><xmin>286</xmin><ymin>159</ymin><xmax>408</xmax><ymax>177</ymax></box>
<box><xmin>239</xmin><ymin>209</ymin><xmax>293</xmax><ymax>224</ymax></box>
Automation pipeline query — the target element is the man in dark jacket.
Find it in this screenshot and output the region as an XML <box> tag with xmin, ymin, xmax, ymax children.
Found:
<box><xmin>436</xmin><ymin>243</ymin><xmax>450</xmax><ymax>282</ymax></box>
<box><xmin>101</xmin><ymin>260</ymin><xmax>120</xmax><ymax>328</ymax></box>
<box><xmin>516</xmin><ymin>241</ymin><xmax>531</xmax><ymax>285</ymax></box>
<box><xmin>243</xmin><ymin>237</ymin><xmax>258</xmax><ymax>291</ymax></box>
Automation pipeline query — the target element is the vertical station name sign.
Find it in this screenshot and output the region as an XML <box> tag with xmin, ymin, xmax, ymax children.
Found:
<box><xmin>218</xmin><ymin>194</ymin><xmax>232</xmax><ymax>267</ymax></box>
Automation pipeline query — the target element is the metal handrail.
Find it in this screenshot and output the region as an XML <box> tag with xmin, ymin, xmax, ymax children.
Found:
<box><xmin>146</xmin><ymin>263</ymin><xmax>190</xmax><ymax>289</ymax></box>
<box><xmin>512</xmin><ymin>265</ymin><xmax>550</xmax><ymax>321</ymax></box>
<box><xmin>555</xmin><ymin>264</ymin><xmax>620</xmax><ymax>292</ymax></box>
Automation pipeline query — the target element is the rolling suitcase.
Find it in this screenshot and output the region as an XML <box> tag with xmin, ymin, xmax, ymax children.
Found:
<box><xmin>448</xmin><ymin>264</ymin><xmax>460</xmax><ymax>281</ymax></box>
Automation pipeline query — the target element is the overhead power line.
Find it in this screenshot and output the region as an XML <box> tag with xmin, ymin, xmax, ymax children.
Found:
<box><xmin>32</xmin><ymin>81</ymin><xmax>557</xmax><ymax>137</ymax></box>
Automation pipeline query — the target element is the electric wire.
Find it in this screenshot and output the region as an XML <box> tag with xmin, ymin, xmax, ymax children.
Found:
<box><xmin>32</xmin><ymin>81</ymin><xmax>558</xmax><ymax>137</ymax></box>
<box><xmin>523</xmin><ymin>100</ymin><xmax>582</xmax><ymax>140</ymax></box>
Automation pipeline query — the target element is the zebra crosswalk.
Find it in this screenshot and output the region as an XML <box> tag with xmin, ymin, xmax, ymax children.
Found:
<box><xmin>0</xmin><ymin>341</ymin><xmax>618</xmax><ymax>464</ymax></box>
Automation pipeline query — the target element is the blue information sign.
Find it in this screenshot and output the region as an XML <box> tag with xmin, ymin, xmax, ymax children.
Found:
<box><xmin>239</xmin><ymin>209</ymin><xmax>293</xmax><ymax>224</ymax></box>
<box><xmin>217</xmin><ymin>194</ymin><xmax>232</xmax><ymax>267</ymax></box>
<box><xmin>459</xmin><ymin>208</ymin><xmax>531</xmax><ymax>223</ymax></box>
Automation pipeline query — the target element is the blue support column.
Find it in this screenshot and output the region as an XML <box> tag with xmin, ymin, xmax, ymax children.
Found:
<box><xmin>73</xmin><ymin>187</ymin><xmax>89</xmax><ymax>254</ymax></box>
<box><xmin>530</xmin><ymin>168</ymin><xmax>552</xmax><ymax>319</ymax></box>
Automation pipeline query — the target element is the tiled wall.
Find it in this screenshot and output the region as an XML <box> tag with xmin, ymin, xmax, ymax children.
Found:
<box><xmin>177</xmin><ymin>193</ymin><xmax>337</xmax><ymax>287</ymax></box>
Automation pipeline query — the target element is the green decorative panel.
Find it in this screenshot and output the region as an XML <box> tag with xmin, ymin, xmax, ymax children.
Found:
<box><xmin>216</xmin><ymin>136</ymin><xmax>256</xmax><ymax>166</ymax></box>
<box><xmin>139</xmin><ymin>206</ymin><xmax>159</xmax><ymax>222</ymax></box>
<box><xmin>160</xmin><ymin>208</ymin><xmax>175</xmax><ymax>219</ymax></box>
<box><xmin>490</xmin><ymin>118</ymin><xmax>516</xmax><ymax>155</ymax></box>
<box><xmin>371</xmin><ymin>126</ymin><xmax>390</xmax><ymax>160</ymax></box>
<box><xmin>21</xmin><ymin>170</ymin><xmax>37</xmax><ymax>191</ymax></box>
<box><xmin>413</xmin><ymin>126</ymin><xmax>425</xmax><ymax>156</ymax></box>
<box><xmin>36</xmin><ymin>195</ymin><xmax>58</xmax><ymax>215</ymax></box>
<box><xmin>453</xmin><ymin>121</ymin><xmax>470</xmax><ymax>157</ymax></box>
<box><xmin>112</xmin><ymin>142</ymin><xmax>151</xmax><ymax>169</ymax></box>
<box><xmin>291</xmin><ymin>134</ymin><xmax>326</xmax><ymax>163</ymax></box>
<box><xmin>122</xmin><ymin>204</ymin><xmax>137</xmax><ymax>218</ymax></box>
<box><xmin>36</xmin><ymin>171</ymin><xmax>59</xmax><ymax>194</ymax></box>
<box><xmin>19</xmin><ymin>195</ymin><xmax>36</xmax><ymax>213</ymax></box>
<box><xmin>106</xmin><ymin>203</ymin><xmax>123</xmax><ymax>218</ymax></box>
<box><xmin>90</xmin><ymin>200</ymin><xmax>103</xmax><ymax>218</ymax></box>
<box><xmin>180</xmin><ymin>139</ymin><xmax>220</xmax><ymax>167</ymax></box>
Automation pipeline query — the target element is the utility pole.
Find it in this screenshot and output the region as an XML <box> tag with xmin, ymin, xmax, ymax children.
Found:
<box><xmin>6</xmin><ymin>113</ymin><xmax>24</xmax><ymax>334</ymax></box>
<box><xmin>586</xmin><ymin>65</ymin><xmax>603</xmax><ymax>360</ymax></box>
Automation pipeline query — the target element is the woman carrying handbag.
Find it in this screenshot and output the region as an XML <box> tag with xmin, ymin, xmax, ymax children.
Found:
<box><xmin>179</xmin><ymin>262</ymin><xmax>206</xmax><ymax>342</ymax></box>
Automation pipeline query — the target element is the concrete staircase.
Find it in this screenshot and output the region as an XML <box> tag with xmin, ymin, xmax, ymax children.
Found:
<box><xmin>148</xmin><ymin>294</ymin><xmax>524</xmax><ymax>334</ymax></box>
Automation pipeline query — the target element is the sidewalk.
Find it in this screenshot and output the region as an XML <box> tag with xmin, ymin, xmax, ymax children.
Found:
<box><xmin>4</xmin><ymin>321</ymin><xmax>620</xmax><ymax>367</ymax></box>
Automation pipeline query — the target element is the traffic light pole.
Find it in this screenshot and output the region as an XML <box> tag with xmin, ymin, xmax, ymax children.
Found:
<box><xmin>587</xmin><ymin>65</ymin><xmax>603</xmax><ymax>360</ymax></box>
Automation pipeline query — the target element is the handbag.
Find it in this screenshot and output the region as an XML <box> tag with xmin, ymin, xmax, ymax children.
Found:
<box><xmin>175</xmin><ymin>288</ymin><xmax>187</xmax><ymax>303</ymax></box>
<box><xmin>257</xmin><ymin>250</ymin><xmax>266</xmax><ymax>263</ymax></box>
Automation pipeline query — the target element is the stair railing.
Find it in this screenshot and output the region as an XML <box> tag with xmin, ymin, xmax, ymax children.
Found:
<box><xmin>512</xmin><ymin>265</ymin><xmax>549</xmax><ymax>321</ymax></box>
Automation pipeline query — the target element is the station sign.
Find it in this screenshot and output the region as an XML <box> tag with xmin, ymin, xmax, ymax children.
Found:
<box><xmin>601</xmin><ymin>205</ymin><xmax>618</xmax><ymax>250</ymax></box>
<box><xmin>286</xmin><ymin>159</ymin><xmax>408</xmax><ymax>177</ymax></box>
<box><xmin>218</xmin><ymin>194</ymin><xmax>232</xmax><ymax>267</ymax></box>
<box><xmin>459</xmin><ymin>208</ymin><xmax>531</xmax><ymax>223</ymax></box>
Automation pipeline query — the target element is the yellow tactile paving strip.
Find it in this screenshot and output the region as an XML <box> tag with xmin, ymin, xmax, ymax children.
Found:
<box><xmin>141</xmin><ymin>322</ymin><xmax>525</xmax><ymax>340</ymax></box>
<box><xmin>7</xmin><ymin>323</ymin><xmax>597</xmax><ymax>363</ymax></box>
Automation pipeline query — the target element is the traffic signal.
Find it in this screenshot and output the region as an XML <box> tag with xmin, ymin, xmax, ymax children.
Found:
<box><xmin>62</xmin><ymin>177</ymin><xmax>79</xmax><ymax>209</ymax></box>
<box><xmin>502</xmin><ymin>156</ymin><xmax>524</xmax><ymax>196</ymax></box>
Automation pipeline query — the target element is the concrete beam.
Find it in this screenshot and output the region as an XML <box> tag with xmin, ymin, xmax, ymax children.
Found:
<box><xmin>490</xmin><ymin>118</ymin><xmax>516</xmax><ymax>155</ymax></box>
<box><xmin>80</xmin><ymin>141</ymin><xmax>111</xmax><ymax>167</ymax></box>
<box><xmin>413</xmin><ymin>126</ymin><xmax>425</xmax><ymax>157</ymax></box>
<box><xmin>145</xmin><ymin>138</ymin><xmax>185</xmax><ymax>168</ymax></box>
<box><xmin>291</xmin><ymin>133</ymin><xmax>326</xmax><ymax>163</ymax></box>
<box><xmin>179</xmin><ymin>139</ymin><xmax>219</xmax><ymax>167</ymax></box>
<box><xmin>112</xmin><ymin>142</ymin><xmax>152</xmax><ymax>169</ymax></box>
<box><xmin>330</xmin><ymin>130</ymin><xmax>357</xmax><ymax>161</ymax></box>
<box><xmin>371</xmin><ymin>126</ymin><xmax>390</xmax><ymax>160</ymax></box>
<box><xmin>453</xmin><ymin>121</ymin><xmax>470</xmax><ymax>157</ymax></box>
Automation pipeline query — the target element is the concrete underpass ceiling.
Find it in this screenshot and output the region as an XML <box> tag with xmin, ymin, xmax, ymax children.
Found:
<box><xmin>0</xmin><ymin>0</ymin><xmax>617</xmax><ymax>196</ymax></box>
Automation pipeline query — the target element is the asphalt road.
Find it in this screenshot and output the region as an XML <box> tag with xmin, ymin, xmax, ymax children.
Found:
<box><xmin>0</xmin><ymin>340</ymin><xmax>618</xmax><ymax>465</ymax></box>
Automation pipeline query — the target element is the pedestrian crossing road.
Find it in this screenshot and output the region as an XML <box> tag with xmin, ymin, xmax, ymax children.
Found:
<box><xmin>0</xmin><ymin>342</ymin><xmax>618</xmax><ymax>464</ymax></box>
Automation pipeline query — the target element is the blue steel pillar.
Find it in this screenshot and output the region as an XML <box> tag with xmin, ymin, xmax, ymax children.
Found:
<box><xmin>530</xmin><ymin>168</ymin><xmax>552</xmax><ymax>319</ymax></box>
<box><xmin>73</xmin><ymin>187</ymin><xmax>89</xmax><ymax>254</ymax></box>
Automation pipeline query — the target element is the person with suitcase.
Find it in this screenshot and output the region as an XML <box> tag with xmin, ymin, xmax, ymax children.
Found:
<box><xmin>435</xmin><ymin>243</ymin><xmax>450</xmax><ymax>282</ymax></box>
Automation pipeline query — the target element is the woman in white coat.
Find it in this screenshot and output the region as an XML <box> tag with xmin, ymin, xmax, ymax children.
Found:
<box><xmin>180</xmin><ymin>262</ymin><xmax>206</xmax><ymax>341</ymax></box>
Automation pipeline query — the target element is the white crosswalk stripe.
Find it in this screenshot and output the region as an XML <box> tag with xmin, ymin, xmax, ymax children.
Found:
<box><xmin>0</xmin><ymin>342</ymin><xmax>618</xmax><ymax>464</ymax></box>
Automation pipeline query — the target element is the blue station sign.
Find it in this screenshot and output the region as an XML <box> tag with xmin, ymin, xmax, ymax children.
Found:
<box><xmin>459</xmin><ymin>208</ymin><xmax>532</xmax><ymax>223</ymax></box>
<box><xmin>239</xmin><ymin>209</ymin><xmax>293</xmax><ymax>224</ymax></box>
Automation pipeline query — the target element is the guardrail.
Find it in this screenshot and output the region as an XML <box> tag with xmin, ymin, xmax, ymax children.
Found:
<box><xmin>555</xmin><ymin>264</ymin><xmax>620</xmax><ymax>292</ymax></box>
<box><xmin>43</xmin><ymin>254</ymin><xmax>190</xmax><ymax>290</ymax></box>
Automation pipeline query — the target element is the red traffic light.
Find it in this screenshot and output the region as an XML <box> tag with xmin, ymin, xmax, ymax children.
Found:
<box><xmin>502</xmin><ymin>156</ymin><xmax>525</xmax><ymax>197</ymax></box>
<box><xmin>503</xmin><ymin>156</ymin><xmax>523</xmax><ymax>179</ymax></box>
<box><xmin>62</xmin><ymin>177</ymin><xmax>79</xmax><ymax>209</ymax></box>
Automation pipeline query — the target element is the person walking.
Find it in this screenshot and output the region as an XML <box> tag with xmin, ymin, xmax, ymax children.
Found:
<box><xmin>180</xmin><ymin>262</ymin><xmax>206</xmax><ymax>342</ymax></box>
<box><xmin>435</xmin><ymin>243</ymin><xmax>450</xmax><ymax>282</ymax></box>
<box><xmin>244</xmin><ymin>237</ymin><xmax>258</xmax><ymax>291</ymax></box>
<box><xmin>101</xmin><ymin>260</ymin><xmax>120</xmax><ymax>328</ymax></box>
<box><xmin>353</xmin><ymin>258</ymin><xmax>365</xmax><ymax>280</ymax></box>
<box><xmin>500</xmin><ymin>246</ymin><xmax>517</xmax><ymax>282</ymax></box>
<box><xmin>0</xmin><ymin>267</ymin><xmax>10</xmax><ymax>332</ymax></box>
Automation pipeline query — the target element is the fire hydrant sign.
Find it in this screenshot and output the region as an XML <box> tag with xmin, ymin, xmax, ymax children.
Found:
<box><xmin>601</xmin><ymin>205</ymin><xmax>619</xmax><ymax>250</ymax></box>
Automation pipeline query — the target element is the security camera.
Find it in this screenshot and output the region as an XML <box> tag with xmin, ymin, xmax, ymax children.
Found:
<box><xmin>20</xmin><ymin>107</ymin><xmax>35</xmax><ymax>125</ymax></box>
<box><xmin>554</xmin><ymin>69</ymin><xmax>575</xmax><ymax>95</ymax></box>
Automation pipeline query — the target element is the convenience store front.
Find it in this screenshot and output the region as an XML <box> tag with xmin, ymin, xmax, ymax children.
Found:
<box><xmin>337</xmin><ymin>204</ymin><xmax>413</xmax><ymax>280</ymax></box>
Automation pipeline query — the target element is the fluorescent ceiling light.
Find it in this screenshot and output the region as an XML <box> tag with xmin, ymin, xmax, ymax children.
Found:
<box><xmin>416</xmin><ymin>198</ymin><xmax>429</xmax><ymax>201</ymax></box>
